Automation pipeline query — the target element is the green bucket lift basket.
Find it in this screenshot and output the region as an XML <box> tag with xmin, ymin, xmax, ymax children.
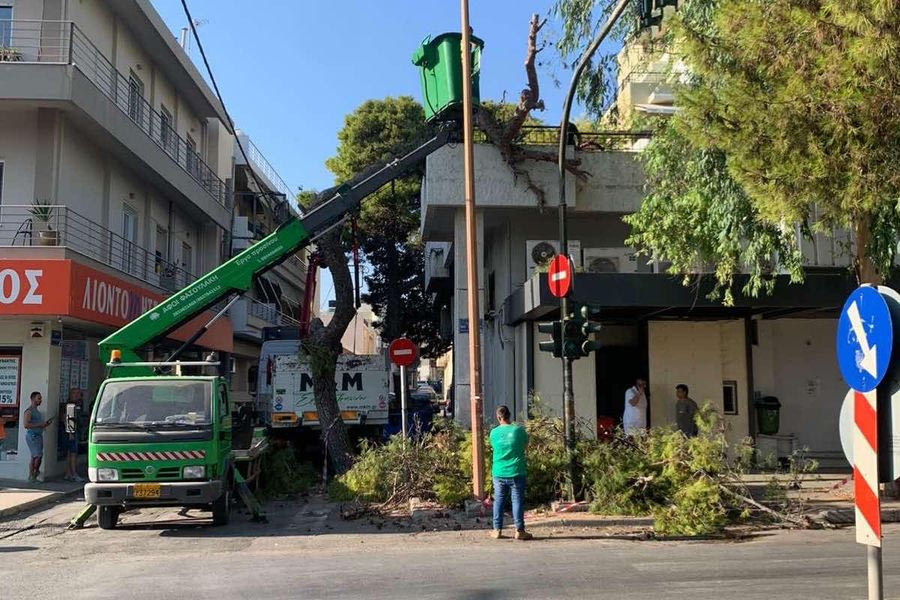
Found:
<box><xmin>412</xmin><ymin>32</ymin><xmax>484</xmax><ymax>122</ymax></box>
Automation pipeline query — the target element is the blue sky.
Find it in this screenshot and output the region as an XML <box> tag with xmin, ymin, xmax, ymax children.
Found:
<box><xmin>151</xmin><ymin>0</ymin><xmax>605</xmax><ymax>308</ymax></box>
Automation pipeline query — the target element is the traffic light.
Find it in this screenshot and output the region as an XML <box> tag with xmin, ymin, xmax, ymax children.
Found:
<box><xmin>562</xmin><ymin>319</ymin><xmax>582</xmax><ymax>359</ymax></box>
<box><xmin>580</xmin><ymin>304</ymin><xmax>602</xmax><ymax>356</ymax></box>
<box><xmin>538</xmin><ymin>321</ymin><xmax>562</xmax><ymax>358</ymax></box>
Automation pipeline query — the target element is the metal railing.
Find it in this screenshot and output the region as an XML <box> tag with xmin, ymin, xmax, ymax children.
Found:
<box><xmin>246</xmin><ymin>297</ymin><xmax>299</xmax><ymax>326</ymax></box>
<box><xmin>0</xmin><ymin>205</ymin><xmax>196</xmax><ymax>292</ymax></box>
<box><xmin>236</xmin><ymin>133</ymin><xmax>295</xmax><ymax>201</ymax></box>
<box><xmin>473</xmin><ymin>125</ymin><xmax>652</xmax><ymax>150</ymax></box>
<box><xmin>0</xmin><ymin>20</ymin><xmax>227</xmax><ymax>206</ymax></box>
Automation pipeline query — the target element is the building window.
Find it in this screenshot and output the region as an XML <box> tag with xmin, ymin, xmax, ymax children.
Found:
<box><xmin>122</xmin><ymin>205</ymin><xmax>138</xmax><ymax>274</ymax></box>
<box><xmin>128</xmin><ymin>71</ymin><xmax>145</xmax><ymax>127</ymax></box>
<box><xmin>154</xmin><ymin>225</ymin><xmax>168</xmax><ymax>274</ymax></box>
<box><xmin>159</xmin><ymin>105</ymin><xmax>173</xmax><ymax>154</ymax></box>
<box><xmin>723</xmin><ymin>380</ymin><xmax>738</xmax><ymax>415</ymax></box>
<box><xmin>186</xmin><ymin>134</ymin><xmax>198</xmax><ymax>179</ymax></box>
<box><xmin>0</xmin><ymin>161</ymin><xmax>4</xmax><ymax>205</ymax></box>
<box><xmin>0</xmin><ymin>6</ymin><xmax>12</xmax><ymax>48</ymax></box>
<box><xmin>181</xmin><ymin>241</ymin><xmax>193</xmax><ymax>275</ymax></box>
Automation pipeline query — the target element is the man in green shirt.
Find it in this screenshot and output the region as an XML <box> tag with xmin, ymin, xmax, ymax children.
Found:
<box><xmin>489</xmin><ymin>405</ymin><xmax>532</xmax><ymax>540</ymax></box>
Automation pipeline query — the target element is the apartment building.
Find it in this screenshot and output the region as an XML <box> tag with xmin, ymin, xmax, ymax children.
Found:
<box><xmin>0</xmin><ymin>0</ymin><xmax>235</xmax><ymax>481</ymax></box>
<box><xmin>320</xmin><ymin>302</ymin><xmax>382</xmax><ymax>356</ymax></box>
<box><xmin>228</xmin><ymin>130</ymin><xmax>313</xmax><ymax>405</ymax></box>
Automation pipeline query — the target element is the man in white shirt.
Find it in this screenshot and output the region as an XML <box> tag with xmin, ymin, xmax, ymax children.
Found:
<box><xmin>623</xmin><ymin>378</ymin><xmax>648</xmax><ymax>434</ymax></box>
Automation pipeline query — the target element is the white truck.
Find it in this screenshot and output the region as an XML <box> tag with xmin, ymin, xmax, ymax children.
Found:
<box><xmin>269</xmin><ymin>354</ymin><xmax>390</xmax><ymax>431</ymax></box>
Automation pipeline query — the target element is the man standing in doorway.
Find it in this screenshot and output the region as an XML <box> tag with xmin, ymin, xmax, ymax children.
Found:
<box><xmin>623</xmin><ymin>378</ymin><xmax>648</xmax><ymax>435</ymax></box>
<box><xmin>675</xmin><ymin>384</ymin><xmax>699</xmax><ymax>438</ymax></box>
<box><xmin>24</xmin><ymin>391</ymin><xmax>53</xmax><ymax>482</ymax></box>
<box><xmin>489</xmin><ymin>405</ymin><xmax>532</xmax><ymax>540</ymax></box>
<box><xmin>63</xmin><ymin>388</ymin><xmax>85</xmax><ymax>482</ymax></box>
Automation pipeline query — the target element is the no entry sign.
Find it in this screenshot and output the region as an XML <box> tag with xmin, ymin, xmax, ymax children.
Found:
<box><xmin>547</xmin><ymin>254</ymin><xmax>573</xmax><ymax>298</ymax></box>
<box><xmin>388</xmin><ymin>337</ymin><xmax>418</xmax><ymax>367</ymax></box>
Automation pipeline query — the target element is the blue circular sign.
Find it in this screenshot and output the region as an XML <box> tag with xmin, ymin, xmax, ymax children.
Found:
<box><xmin>836</xmin><ymin>286</ymin><xmax>894</xmax><ymax>392</ymax></box>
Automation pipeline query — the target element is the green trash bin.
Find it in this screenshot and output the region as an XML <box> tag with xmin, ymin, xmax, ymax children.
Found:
<box><xmin>412</xmin><ymin>32</ymin><xmax>484</xmax><ymax>121</ymax></box>
<box><xmin>755</xmin><ymin>396</ymin><xmax>781</xmax><ymax>435</ymax></box>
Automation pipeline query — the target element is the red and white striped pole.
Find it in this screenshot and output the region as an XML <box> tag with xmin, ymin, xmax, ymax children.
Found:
<box><xmin>854</xmin><ymin>389</ymin><xmax>883</xmax><ymax>599</ymax></box>
<box><xmin>854</xmin><ymin>389</ymin><xmax>881</xmax><ymax>547</ymax></box>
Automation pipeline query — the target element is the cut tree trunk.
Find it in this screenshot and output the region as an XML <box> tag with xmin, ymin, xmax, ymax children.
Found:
<box><xmin>853</xmin><ymin>215</ymin><xmax>883</xmax><ymax>286</ymax></box>
<box><xmin>302</xmin><ymin>205</ymin><xmax>358</xmax><ymax>476</ymax></box>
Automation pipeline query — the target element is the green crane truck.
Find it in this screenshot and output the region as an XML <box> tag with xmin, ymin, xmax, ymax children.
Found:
<box><xmin>74</xmin><ymin>124</ymin><xmax>454</xmax><ymax>529</ymax></box>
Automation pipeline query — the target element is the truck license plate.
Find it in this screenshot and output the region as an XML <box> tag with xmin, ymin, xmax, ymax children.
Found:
<box><xmin>133</xmin><ymin>483</ymin><xmax>161</xmax><ymax>499</ymax></box>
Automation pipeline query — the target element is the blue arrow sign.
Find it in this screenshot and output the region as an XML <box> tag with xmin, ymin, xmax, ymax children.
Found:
<box><xmin>836</xmin><ymin>286</ymin><xmax>893</xmax><ymax>392</ymax></box>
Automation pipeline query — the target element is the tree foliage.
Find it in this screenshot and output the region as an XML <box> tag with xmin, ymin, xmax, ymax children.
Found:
<box><xmin>670</xmin><ymin>0</ymin><xmax>900</xmax><ymax>283</ymax></box>
<box><xmin>556</xmin><ymin>0</ymin><xmax>900</xmax><ymax>296</ymax></box>
<box><xmin>326</xmin><ymin>97</ymin><xmax>449</xmax><ymax>357</ymax></box>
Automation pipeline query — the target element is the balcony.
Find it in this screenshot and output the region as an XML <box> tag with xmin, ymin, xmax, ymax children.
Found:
<box><xmin>0</xmin><ymin>20</ymin><xmax>228</xmax><ymax>215</ymax></box>
<box><xmin>230</xmin><ymin>296</ymin><xmax>299</xmax><ymax>340</ymax></box>
<box><xmin>235</xmin><ymin>132</ymin><xmax>295</xmax><ymax>202</ymax></box>
<box><xmin>0</xmin><ymin>204</ymin><xmax>196</xmax><ymax>292</ymax></box>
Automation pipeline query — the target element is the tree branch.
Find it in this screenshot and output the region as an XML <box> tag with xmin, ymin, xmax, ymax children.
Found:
<box><xmin>502</xmin><ymin>14</ymin><xmax>547</xmax><ymax>145</ymax></box>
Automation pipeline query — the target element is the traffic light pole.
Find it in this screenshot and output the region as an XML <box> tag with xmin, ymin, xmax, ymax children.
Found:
<box><xmin>556</xmin><ymin>0</ymin><xmax>631</xmax><ymax>497</ymax></box>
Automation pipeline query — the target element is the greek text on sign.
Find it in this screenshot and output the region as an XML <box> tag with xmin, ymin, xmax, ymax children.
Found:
<box><xmin>0</xmin><ymin>356</ymin><xmax>21</xmax><ymax>406</ymax></box>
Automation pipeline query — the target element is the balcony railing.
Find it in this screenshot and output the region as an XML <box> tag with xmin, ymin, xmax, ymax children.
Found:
<box><xmin>0</xmin><ymin>20</ymin><xmax>227</xmax><ymax>206</ymax></box>
<box><xmin>473</xmin><ymin>125</ymin><xmax>652</xmax><ymax>150</ymax></box>
<box><xmin>247</xmin><ymin>297</ymin><xmax>299</xmax><ymax>327</ymax></box>
<box><xmin>236</xmin><ymin>133</ymin><xmax>295</xmax><ymax>201</ymax></box>
<box><xmin>0</xmin><ymin>205</ymin><xmax>196</xmax><ymax>292</ymax></box>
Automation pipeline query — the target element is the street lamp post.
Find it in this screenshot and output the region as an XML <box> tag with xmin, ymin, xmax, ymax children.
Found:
<box><xmin>556</xmin><ymin>0</ymin><xmax>632</xmax><ymax>491</ymax></box>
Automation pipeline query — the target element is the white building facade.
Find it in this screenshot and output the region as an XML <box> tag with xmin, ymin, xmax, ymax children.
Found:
<box><xmin>0</xmin><ymin>0</ymin><xmax>235</xmax><ymax>480</ymax></box>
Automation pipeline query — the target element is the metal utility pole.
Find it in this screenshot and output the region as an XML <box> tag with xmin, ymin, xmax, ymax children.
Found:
<box><xmin>557</xmin><ymin>0</ymin><xmax>632</xmax><ymax>493</ymax></box>
<box><xmin>460</xmin><ymin>0</ymin><xmax>485</xmax><ymax>500</ymax></box>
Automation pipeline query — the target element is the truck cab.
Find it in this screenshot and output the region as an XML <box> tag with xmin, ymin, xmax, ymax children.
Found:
<box><xmin>84</xmin><ymin>375</ymin><xmax>233</xmax><ymax>529</ymax></box>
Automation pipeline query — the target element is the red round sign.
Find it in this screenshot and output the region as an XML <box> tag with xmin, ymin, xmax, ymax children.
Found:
<box><xmin>547</xmin><ymin>254</ymin><xmax>573</xmax><ymax>298</ymax></box>
<box><xmin>388</xmin><ymin>337</ymin><xmax>418</xmax><ymax>367</ymax></box>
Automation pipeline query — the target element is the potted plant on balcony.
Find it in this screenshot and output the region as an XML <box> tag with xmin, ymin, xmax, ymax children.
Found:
<box><xmin>29</xmin><ymin>199</ymin><xmax>58</xmax><ymax>246</ymax></box>
<box><xmin>0</xmin><ymin>47</ymin><xmax>22</xmax><ymax>62</ymax></box>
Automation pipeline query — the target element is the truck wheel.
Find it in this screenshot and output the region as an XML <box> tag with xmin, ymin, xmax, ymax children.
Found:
<box><xmin>98</xmin><ymin>506</ymin><xmax>120</xmax><ymax>530</ymax></box>
<box><xmin>212</xmin><ymin>477</ymin><xmax>232</xmax><ymax>526</ymax></box>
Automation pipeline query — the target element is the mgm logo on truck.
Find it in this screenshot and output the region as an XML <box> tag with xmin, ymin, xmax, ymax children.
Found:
<box><xmin>271</xmin><ymin>355</ymin><xmax>390</xmax><ymax>427</ymax></box>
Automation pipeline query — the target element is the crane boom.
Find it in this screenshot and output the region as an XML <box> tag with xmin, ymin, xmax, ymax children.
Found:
<box><xmin>98</xmin><ymin>123</ymin><xmax>455</xmax><ymax>374</ymax></box>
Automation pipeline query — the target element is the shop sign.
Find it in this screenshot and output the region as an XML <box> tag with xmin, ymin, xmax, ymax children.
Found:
<box><xmin>0</xmin><ymin>261</ymin><xmax>70</xmax><ymax>315</ymax></box>
<box><xmin>70</xmin><ymin>263</ymin><xmax>163</xmax><ymax>327</ymax></box>
<box><xmin>0</xmin><ymin>355</ymin><xmax>21</xmax><ymax>407</ymax></box>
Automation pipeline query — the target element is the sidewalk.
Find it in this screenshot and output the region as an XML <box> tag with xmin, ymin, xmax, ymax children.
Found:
<box><xmin>0</xmin><ymin>478</ymin><xmax>85</xmax><ymax>518</ymax></box>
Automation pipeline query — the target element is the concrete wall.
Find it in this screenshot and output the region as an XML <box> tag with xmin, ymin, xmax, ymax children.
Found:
<box><xmin>752</xmin><ymin>318</ymin><xmax>844</xmax><ymax>456</ymax></box>
<box><xmin>530</xmin><ymin>322</ymin><xmax>598</xmax><ymax>433</ymax></box>
<box><xmin>648</xmin><ymin>320</ymin><xmax>750</xmax><ymax>449</ymax></box>
<box><xmin>0</xmin><ymin>109</ymin><xmax>38</xmax><ymax>205</ymax></box>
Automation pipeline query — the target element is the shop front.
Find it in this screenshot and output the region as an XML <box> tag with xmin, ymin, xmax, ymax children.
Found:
<box><xmin>0</xmin><ymin>259</ymin><xmax>232</xmax><ymax>481</ymax></box>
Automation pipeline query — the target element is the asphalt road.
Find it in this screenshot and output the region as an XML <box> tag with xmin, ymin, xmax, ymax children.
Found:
<box><xmin>2</xmin><ymin>497</ymin><xmax>900</xmax><ymax>600</ymax></box>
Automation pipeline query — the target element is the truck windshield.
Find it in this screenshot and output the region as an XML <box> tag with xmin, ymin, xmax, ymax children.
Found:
<box><xmin>94</xmin><ymin>380</ymin><xmax>212</xmax><ymax>427</ymax></box>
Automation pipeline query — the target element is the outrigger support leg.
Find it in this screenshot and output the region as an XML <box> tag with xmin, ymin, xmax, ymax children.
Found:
<box><xmin>68</xmin><ymin>504</ymin><xmax>97</xmax><ymax>530</ymax></box>
<box><xmin>234</xmin><ymin>471</ymin><xmax>267</xmax><ymax>523</ymax></box>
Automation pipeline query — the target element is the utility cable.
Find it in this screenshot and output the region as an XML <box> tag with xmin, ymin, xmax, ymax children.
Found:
<box><xmin>179</xmin><ymin>0</ymin><xmax>278</xmax><ymax>209</ymax></box>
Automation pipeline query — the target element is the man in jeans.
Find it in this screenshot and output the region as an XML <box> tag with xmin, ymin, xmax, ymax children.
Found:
<box><xmin>489</xmin><ymin>405</ymin><xmax>532</xmax><ymax>540</ymax></box>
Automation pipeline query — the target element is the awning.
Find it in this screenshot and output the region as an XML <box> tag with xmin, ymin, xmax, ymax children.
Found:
<box><xmin>504</xmin><ymin>270</ymin><xmax>860</xmax><ymax>324</ymax></box>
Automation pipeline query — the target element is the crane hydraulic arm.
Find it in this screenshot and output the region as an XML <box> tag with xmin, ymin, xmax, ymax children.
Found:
<box><xmin>98</xmin><ymin>123</ymin><xmax>455</xmax><ymax>375</ymax></box>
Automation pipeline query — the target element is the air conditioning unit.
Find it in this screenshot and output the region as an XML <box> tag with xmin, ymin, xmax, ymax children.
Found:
<box><xmin>526</xmin><ymin>240</ymin><xmax>581</xmax><ymax>278</ymax></box>
<box><xmin>583</xmin><ymin>247</ymin><xmax>638</xmax><ymax>274</ymax></box>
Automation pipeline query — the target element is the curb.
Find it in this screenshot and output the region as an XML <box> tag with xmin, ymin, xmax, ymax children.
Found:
<box><xmin>0</xmin><ymin>486</ymin><xmax>84</xmax><ymax>519</ymax></box>
<box><xmin>815</xmin><ymin>507</ymin><xmax>900</xmax><ymax>526</ymax></box>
